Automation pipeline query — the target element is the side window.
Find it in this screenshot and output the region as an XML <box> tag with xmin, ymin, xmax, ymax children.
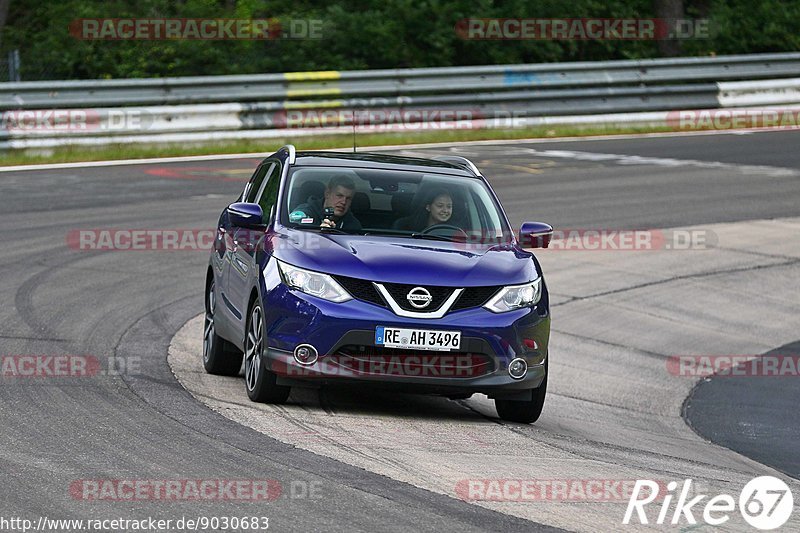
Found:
<box><xmin>241</xmin><ymin>165</ymin><xmax>260</xmax><ymax>201</ymax></box>
<box><xmin>256</xmin><ymin>162</ymin><xmax>282</xmax><ymax>222</ymax></box>
<box><xmin>244</xmin><ymin>164</ymin><xmax>270</xmax><ymax>204</ymax></box>
<box><xmin>250</xmin><ymin>163</ymin><xmax>276</xmax><ymax>204</ymax></box>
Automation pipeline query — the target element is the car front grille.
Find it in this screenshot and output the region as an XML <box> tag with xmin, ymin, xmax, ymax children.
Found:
<box><xmin>334</xmin><ymin>276</ymin><xmax>385</xmax><ymax>307</ymax></box>
<box><xmin>334</xmin><ymin>275</ymin><xmax>500</xmax><ymax>314</ymax></box>
<box><xmin>381</xmin><ymin>282</ymin><xmax>455</xmax><ymax>312</ymax></box>
<box><xmin>451</xmin><ymin>286</ymin><xmax>500</xmax><ymax>310</ymax></box>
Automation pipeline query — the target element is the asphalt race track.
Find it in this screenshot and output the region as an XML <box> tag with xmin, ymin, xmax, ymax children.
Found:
<box><xmin>2</xmin><ymin>129</ymin><xmax>799</xmax><ymax>532</ymax></box>
<box><xmin>685</xmin><ymin>339</ymin><xmax>800</xmax><ymax>479</ymax></box>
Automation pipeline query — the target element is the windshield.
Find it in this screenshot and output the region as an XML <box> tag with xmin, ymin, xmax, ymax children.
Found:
<box><xmin>280</xmin><ymin>166</ymin><xmax>512</xmax><ymax>243</ymax></box>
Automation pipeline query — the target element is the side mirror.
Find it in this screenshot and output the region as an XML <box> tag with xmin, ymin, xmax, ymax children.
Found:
<box><xmin>519</xmin><ymin>222</ymin><xmax>553</xmax><ymax>248</ymax></box>
<box><xmin>227</xmin><ymin>202</ymin><xmax>264</xmax><ymax>228</ymax></box>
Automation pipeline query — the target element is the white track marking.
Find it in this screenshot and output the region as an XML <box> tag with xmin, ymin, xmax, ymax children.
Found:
<box><xmin>2</xmin><ymin>127</ymin><xmax>798</xmax><ymax>173</ymax></box>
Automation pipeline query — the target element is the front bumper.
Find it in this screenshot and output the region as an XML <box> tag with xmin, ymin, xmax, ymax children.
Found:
<box><xmin>260</xmin><ymin>278</ymin><xmax>550</xmax><ymax>398</ymax></box>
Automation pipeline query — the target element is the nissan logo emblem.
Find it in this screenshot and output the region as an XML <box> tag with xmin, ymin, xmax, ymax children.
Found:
<box><xmin>406</xmin><ymin>287</ymin><xmax>433</xmax><ymax>309</ymax></box>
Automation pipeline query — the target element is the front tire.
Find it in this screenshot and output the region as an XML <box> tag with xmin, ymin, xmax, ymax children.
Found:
<box><xmin>495</xmin><ymin>366</ymin><xmax>547</xmax><ymax>424</ymax></box>
<box><xmin>203</xmin><ymin>278</ymin><xmax>243</xmax><ymax>376</ymax></box>
<box><xmin>244</xmin><ymin>301</ymin><xmax>290</xmax><ymax>404</ymax></box>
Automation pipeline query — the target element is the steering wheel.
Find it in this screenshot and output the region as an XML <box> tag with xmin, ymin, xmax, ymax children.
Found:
<box><xmin>421</xmin><ymin>224</ymin><xmax>469</xmax><ymax>239</ymax></box>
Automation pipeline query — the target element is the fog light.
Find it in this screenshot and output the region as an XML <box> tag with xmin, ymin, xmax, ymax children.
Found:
<box><xmin>508</xmin><ymin>358</ymin><xmax>527</xmax><ymax>380</ymax></box>
<box><xmin>294</xmin><ymin>344</ymin><xmax>318</xmax><ymax>365</ymax></box>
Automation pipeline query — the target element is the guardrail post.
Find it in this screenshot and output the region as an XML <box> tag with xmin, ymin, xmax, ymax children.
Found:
<box><xmin>8</xmin><ymin>49</ymin><xmax>20</xmax><ymax>82</ymax></box>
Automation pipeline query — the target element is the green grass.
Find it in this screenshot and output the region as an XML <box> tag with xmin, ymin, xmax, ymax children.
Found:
<box><xmin>0</xmin><ymin>124</ymin><xmax>675</xmax><ymax>166</ymax></box>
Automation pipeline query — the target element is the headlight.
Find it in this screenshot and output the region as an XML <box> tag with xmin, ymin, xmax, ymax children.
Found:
<box><xmin>483</xmin><ymin>278</ymin><xmax>542</xmax><ymax>313</ymax></box>
<box><xmin>276</xmin><ymin>260</ymin><xmax>352</xmax><ymax>303</ymax></box>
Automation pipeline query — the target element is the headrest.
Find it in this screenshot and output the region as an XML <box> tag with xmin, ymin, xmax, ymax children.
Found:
<box><xmin>351</xmin><ymin>192</ymin><xmax>371</xmax><ymax>213</ymax></box>
<box><xmin>391</xmin><ymin>192</ymin><xmax>414</xmax><ymax>215</ymax></box>
<box><xmin>291</xmin><ymin>180</ymin><xmax>326</xmax><ymax>209</ymax></box>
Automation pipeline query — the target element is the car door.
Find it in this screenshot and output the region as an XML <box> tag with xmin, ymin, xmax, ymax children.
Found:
<box><xmin>228</xmin><ymin>161</ymin><xmax>280</xmax><ymax>329</ymax></box>
<box><xmin>217</xmin><ymin>162</ymin><xmax>270</xmax><ymax>329</ymax></box>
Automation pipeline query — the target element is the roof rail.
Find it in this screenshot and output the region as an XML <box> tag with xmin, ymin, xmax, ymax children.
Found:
<box><xmin>431</xmin><ymin>155</ymin><xmax>481</xmax><ymax>177</ymax></box>
<box><xmin>279</xmin><ymin>144</ymin><xmax>296</xmax><ymax>165</ymax></box>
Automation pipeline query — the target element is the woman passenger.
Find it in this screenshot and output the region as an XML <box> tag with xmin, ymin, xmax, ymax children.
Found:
<box><xmin>395</xmin><ymin>187</ymin><xmax>455</xmax><ymax>232</ymax></box>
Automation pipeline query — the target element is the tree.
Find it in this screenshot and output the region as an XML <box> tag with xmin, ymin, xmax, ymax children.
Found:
<box><xmin>653</xmin><ymin>0</ymin><xmax>685</xmax><ymax>56</ymax></box>
<box><xmin>0</xmin><ymin>0</ymin><xmax>10</xmax><ymax>49</ymax></box>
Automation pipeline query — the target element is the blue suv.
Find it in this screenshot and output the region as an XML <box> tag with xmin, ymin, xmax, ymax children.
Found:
<box><xmin>203</xmin><ymin>145</ymin><xmax>553</xmax><ymax>423</ymax></box>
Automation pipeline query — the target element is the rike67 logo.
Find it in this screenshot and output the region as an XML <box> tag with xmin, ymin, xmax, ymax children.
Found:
<box><xmin>624</xmin><ymin>477</ymin><xmax>794</xmax><ymax>530</ymax></box>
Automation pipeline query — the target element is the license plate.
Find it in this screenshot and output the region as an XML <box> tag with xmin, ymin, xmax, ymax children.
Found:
<box><xmin>375</xmin><ymin>326</ymin><xmax>461</xmax><ymax>351</ymax></box>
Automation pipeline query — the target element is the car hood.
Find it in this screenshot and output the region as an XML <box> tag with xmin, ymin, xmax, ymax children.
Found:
<box><xmin>273</xmin><ymin>228</ymin><xmax>538</xmax><ymax>286</ymax></box>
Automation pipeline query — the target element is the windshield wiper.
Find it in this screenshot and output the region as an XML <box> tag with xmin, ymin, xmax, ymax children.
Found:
<box><xmin>361</xmin><ymin>229</ymin><xmax>410</xmax><ymax>237</ymax></box>
<box><xmin>290</xmin><ymin>224</ymin><xmax>350</xmax><ymax>235</ymax></box>
<box><xmin>410</xmin><ymin>232</ymin><xmax>454</xmax><ymax>242</ymax></box>
<box><xmin>318</xmin><ymin>227</ymin><xmax>349</xmax><ymax>234</ymax></box>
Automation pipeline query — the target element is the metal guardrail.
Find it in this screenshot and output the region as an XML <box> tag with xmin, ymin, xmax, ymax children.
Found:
<box><xmin>3</xmin><ymin>52</ymin><xmax>800</xmax><ymax>109</ymax></box>
<box><xmin>1</xmin><ymin>52</ymin><xmax>800</xmax><ymax>148</ymax></box>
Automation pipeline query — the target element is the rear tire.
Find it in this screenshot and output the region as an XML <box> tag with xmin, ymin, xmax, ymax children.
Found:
<box><xmin>203</xmin><ymin>278</ymin><xmax>243</xmax><ymax>376</ymax></box>
<box><xmin>244</xmin><ymin>301</ymin><xmax>290</xmax><ymax>404</ymax></box>
<box><xmin>495</xmin><ymin>365</ymin><xmax>547</xmax><ymax>424</ymax></box>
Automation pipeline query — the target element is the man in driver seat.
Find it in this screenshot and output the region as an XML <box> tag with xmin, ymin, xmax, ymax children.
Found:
<box><xmin>290</xmin><ymin>175</ymin><xmax>363</xmax><ymax>231</ymax></box>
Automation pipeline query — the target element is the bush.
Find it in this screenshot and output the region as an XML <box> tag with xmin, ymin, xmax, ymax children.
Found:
<box><xmin>1</xmin><ymin>0</ymin><xmax>797</xmax><ymax>80</ymax></box>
